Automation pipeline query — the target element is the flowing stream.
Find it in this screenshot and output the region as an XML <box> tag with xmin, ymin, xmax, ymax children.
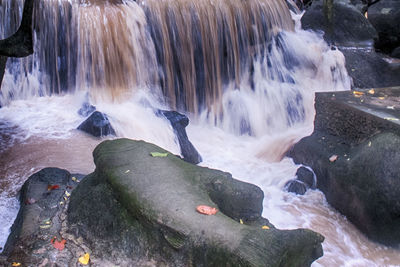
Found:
<box><xmin>0</xmin><ymin>0</ymin><xmax>399</xmax><ymax>266</ymax></box>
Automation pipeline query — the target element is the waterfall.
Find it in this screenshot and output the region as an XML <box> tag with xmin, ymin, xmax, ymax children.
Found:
<box><xmin>0</xmin><ymin>0</ymin><xmax>350</xmax><ymax>137</ymax></box>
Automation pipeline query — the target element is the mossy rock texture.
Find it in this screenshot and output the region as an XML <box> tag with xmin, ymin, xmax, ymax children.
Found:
<box><xmin>68</xmin><ymin>139</ymin><xmax>323</xmax><ymax>266</ymax></box>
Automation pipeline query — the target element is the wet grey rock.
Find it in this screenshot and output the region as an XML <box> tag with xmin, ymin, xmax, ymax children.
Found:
<box><xmin>285</xmin><ymin>180</ymin><xmax>308</xmax><ymax>195</ymax></box>
<box><xmin>77</xmin><ymin>111</ymin><xmax>116</xmax><ymax>137</ymax></box>
<box><xmin>159</xmin><ymin>110</ymin><xmax>202</xmax><ymax>164</ymax></box>
<box><xmin>391</xmin><ymin>47</ymin><xmax>400</xmax><ymax>59</ymax></box>
<box><xmin>67</xmin><ymin>139</ymin><xmax>324</xmax><ymax>266</ymax></box>
<box><xmin>78</xmin><ymin>102</ymin><xmax>96</xmax><ymax>117</ymax></box>
<box><xmin>288</xmin><ymin>90</ymin><xmax>400</xmax><ymax>247</ymax></box>
<box><xmin>301</xmin><ymin>0</ymin><xmax>377</xmax><ymax>47</ymax></box>
<box><xmin>0</xmin><ymin>168</ymin><xmax>88</xmax><ymax>266</ymax></box>
<box><xmin>340</xmin><ymin>48</ymin><xmax>400</xmax><ymax>88</ymax></box>
<box><xmin>368</xmin><ymin>0</ymin><xmax>400</xmax><ymax>53</ymax></box>
<box><xmin>285</xmin><ymin>166</ymin><xmax>316</xmax><ymax>195</ymax></box>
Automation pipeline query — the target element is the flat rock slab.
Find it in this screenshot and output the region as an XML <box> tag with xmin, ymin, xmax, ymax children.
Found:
<box><xmin>68</xmin><ymin>139</ymin><xmax>324</xmax><ymax>266</ymax></box>
<box><xmin>289</xmin><ymin>87</ymin><xmax>400</xmax><ymax>247</ymax></box>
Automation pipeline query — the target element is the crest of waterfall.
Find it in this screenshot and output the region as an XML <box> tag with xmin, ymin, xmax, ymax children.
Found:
<box><xmin>0</xmin><ymin>0</ymin><xmax>351</xmax><ymax>136</ymax></box>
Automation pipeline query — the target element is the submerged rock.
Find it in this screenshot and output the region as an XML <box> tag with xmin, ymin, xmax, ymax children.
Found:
<box><xmin>285</xmin><ymin>166</ymin><xmax>317</xmax><ymax>195</ymax></box>
<box><xmin>78</xmin><ymin>102</ymin><xmax>96</xmax><ymax>117</ymax></box>
<box><xmin>288</xmin><ymin>90</ymin><xmax>400</xmax><ymax>247</ymax></box>
<box><xmin>77</xmin><ymin>111</ymin><xmax>116</xmax><ymax>137</ymax></box>
<box><xmin>66</xmin><ymin>139</ymin><xmax>324</xmax><ymax>266</ymax></box>
<box><xmin>159</xmin><ymin>110</ymin><xmax>202</xmax><ymax>164</ymax></box>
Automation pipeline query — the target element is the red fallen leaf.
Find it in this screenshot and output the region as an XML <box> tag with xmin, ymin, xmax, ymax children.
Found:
<box><xmin>51</xmin><ymin>236</ymin><xmax>66</xmax><ymax>251</ymax></box>
<box><xmin>196</xmin><ymin>205</ymin><xmax>218</xmax><ymax>215</ymax></box>
<box><xmin>48</xmin><ymin>185</ymin><xmax>60</xmax><ymax>191</ymax></box>
<box><xmin>66</xmin><ymin>185</ymin><xmax>73</xmax><ymax>190</ymax></box>
<box><xmin>25</xmin><ymin>198</ymin><xmax>36</xmax><ymax>205</ymax></box>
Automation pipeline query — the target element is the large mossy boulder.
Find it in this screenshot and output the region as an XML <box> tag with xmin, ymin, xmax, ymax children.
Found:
<box><xmin>67</xmin><ymin>139</ymin><xmax>324</xmax><ymax>266</ymax></box>
<box><xmin>288</xmin><ymin>90</ymin><xmax>400</xmax><ymax>247</ymax></box>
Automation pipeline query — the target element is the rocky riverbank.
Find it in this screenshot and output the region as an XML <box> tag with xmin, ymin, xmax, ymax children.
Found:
<box><xmin>288</xmin><ymin>88</ymin><xmax>400</xmax><ymax>247</ymax></box>
<box><xmin>1</xmin><ymin>140</ymin><xmax>324</xmax><ymax>266</ymax></box>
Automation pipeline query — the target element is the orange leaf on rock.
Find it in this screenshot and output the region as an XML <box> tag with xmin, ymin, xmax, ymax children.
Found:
<box><xmin>196</xmin><ymin>205</ymin><xmax>218</xmax><ymax>215</ymax></box>
<box><xmin>51</xmin><ymin>236</ymin><xmax>66</xmax><ymax>251</ymax></box>
<box><xmin>47</xmin><ymin>185</ymin><xmax>60</xmax><ymax>191</ymax></box>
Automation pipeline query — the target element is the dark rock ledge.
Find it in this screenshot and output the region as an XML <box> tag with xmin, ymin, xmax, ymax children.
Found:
<box><xmin>288</xmin><ymin>88</ymin><xmax>400</xmax><ymax>247</ymax></box>
<box><xmin>1</xmin><ymin>140</ymin><xmax>324</xmax><ymax>266</ymax></box>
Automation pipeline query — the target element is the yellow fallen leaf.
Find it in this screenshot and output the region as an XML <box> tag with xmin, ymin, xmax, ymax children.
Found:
<box><xmin>368</xmin><ymin>141</ymin><xmax>372</xmax><ymax>147</ymax></box>
<box><xmin>79</xmin><ymin>253</ymin><xmax>90</xmax><ymax>265</ymax></box>
<box><xmin>384</xmin><ymin>117</ymin><xmax>399</xmax><ymax>121</ymax></box>
<box><xmin>239</xmin><ymin>219</ymin><xmax>243</xmax><ymax>224</ymax></box>
<box><xmin>262</xmin><ymin>225</ymin><xmax>270</xmax><ymax>230</ymax></box>
<box><xmin>72</xmin><ymin>176</ymin><xmax>77</xmax><ymax>181</ymax></box>
<box><xmin>150</xmin><ymin>152</ymin><xmax>168</xmax><ymax>157</ymax></box>
<box><xmin>12</xmin><ymin>262</ymin><xmax>21</xmax><ymax>266</ymax></box>
<box><xmin>39</xmin><ymin>224</ymin><xmax>51</xmax><ymax>229</ymax></box>
<box><xmin>329</xmin><ymin>155</ymin><xmax>338</xmax><ymax>162</ymax></box>
<box><xmin>60</xmin><ymin>201</ymin><xmax>64</xmax><ymax>205</ymax></box>
<box><xmin>65</xmin><ymin>191</ymin><xmax>71</xmax><ymax>197</ymax></box>
<box><xmin>378</xmin><ymin>97</ymin><xmax>385</xmax><ymax>100</ymax></box>
<box><xmin>125</xmin><ymin>170</ymin><xmax>130</xmax><ymax>173</ymax></box>
<box><xmin>368</xmin><ymin>89</ymin><xmax>375</xmax><ymax>94</ymax></box>
<box><xmin>353</xmin><ymin>91</ymin><xmax>364</xmax><ymax>97</ymax></box>
<box><xmin>63</xmin><ymin>196</ymin><xmax>68</xmax><ymax>201</ymax></box>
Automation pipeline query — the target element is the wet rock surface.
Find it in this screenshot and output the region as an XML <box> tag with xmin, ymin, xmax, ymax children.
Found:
<box><xmin>0</xmin><ymin>168</ymin><xmax>87</xmax><ymax>266</ymax></box>
<box><xmin>285</xmin><ymin>166</ymin><xmax>317</xmax><ymax>195</ymax></box>
<box><xmin>159</xmin><ymin>110</ymin><xmax>202</xmax><ymax>164</ymax></box>
<box><xmin>301</xmin><ymin>0</ymin><xmax>377</xmax><ymax>47</ymax></box>
<box><xmin>368</xmin><ymin>0</ymin><xmax>400</xmax><ymax>53</ymax></box>
<box><xmin>67</xmin><ymin>139</ymin><xmax>323</xmax><ymax>266</ymax></box>
<box><xmin>77</xmin><ymin>111</ymin><xmax>116</xmax><ymax>137</ymax></box>
<box><xmin>288</xmin><ymin>88</ymin><xmax>400</xmax><ymax>247</ymax></box>
<box><xmin>1</xmin><ymin>141</ymin><xmax>325</xmax><ymax>266</ymax></box>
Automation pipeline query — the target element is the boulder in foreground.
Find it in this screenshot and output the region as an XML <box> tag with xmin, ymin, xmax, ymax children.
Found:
<box><xmin>67</xmin><ymin>139</ymin><xmax>324</xmax><ymax>266</ymax></box>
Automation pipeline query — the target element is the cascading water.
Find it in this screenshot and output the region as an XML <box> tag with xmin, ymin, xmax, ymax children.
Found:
<box><xmin>0</xmin><ymin>0</ymin><xmax>399</xmax><ymax>265</ymax></box>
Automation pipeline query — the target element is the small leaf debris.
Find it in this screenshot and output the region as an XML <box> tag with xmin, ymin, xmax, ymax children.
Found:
<box><xmin>51</xmin><ymin>236</ymin><xmax>66</xmax><ymax>251</ymax></box>
<box><xmin>12</xmin><ymin>262</ymin><xmax>21</xmax><ymax>267</ymax></box>
<box><xmin>262</xmin><ymin>225</ymin><xmax>270</xmax><ymax>230</ymax></box>
<box><xmin>48</xmin><ymin>185</ymin><xmax>60</xmax><ymax>191</ymax></box>
<box><xmin>196</xmin><ymin>205</ymin><xmax>218</xmax><ymax>215</ymax></box>
<box><xmin>72</xmin><ymin>176</ymin><xmax>80</xmax><ymax>183</ymax></box>
<box><xmin>150</xmin><ymin>152</ymin><xmax>168</xmax><ymax>157</ymax></box>
<box><xmin>368</xmin><ymin>89</ymin><xmax>375</xmax><ymax>95</ymax></box>
<box><xmin>239</xmin><ymin>219</ymin><xmax>244</xmax><ymax>224</ymax></box>
<box><xmin>78</xmin><ymin>253</ymin><xmax>90</xmax><ymax>265</ymax></box>
<box><xmin>25</xmin><ymin>198</ymin><xmax>36</xmax><ymax>205</ymax></box>
<box><xmin>329</xmin><ymin>155</ymin><xmax>338</xmax><ymax>162</ymax></box>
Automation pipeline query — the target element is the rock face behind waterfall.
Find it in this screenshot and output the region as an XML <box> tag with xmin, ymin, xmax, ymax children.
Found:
<box><xmin>288</xmin><ymin>90</ymin><xmax>400</xmax><ymax>247</ymax></box>
<box><xmin>65</xmin><ymin>139</ymin><xmax>323</xmax><ymax>266</ymax></box>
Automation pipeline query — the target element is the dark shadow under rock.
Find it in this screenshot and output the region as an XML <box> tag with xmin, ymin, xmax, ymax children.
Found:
<box><xmin>67</xmin><ymin>139</ymin><xmax>324</xmax><ymax>266</ymax></box>
<box><xmin>158</xmin><ymin>110</ymin><xmax>202</xmax><ymax>164</ymax></box>
<box><xmin>77</xmin><ymin>111</ymin><xmax>116</xmax><ymax>137</ymax></box>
